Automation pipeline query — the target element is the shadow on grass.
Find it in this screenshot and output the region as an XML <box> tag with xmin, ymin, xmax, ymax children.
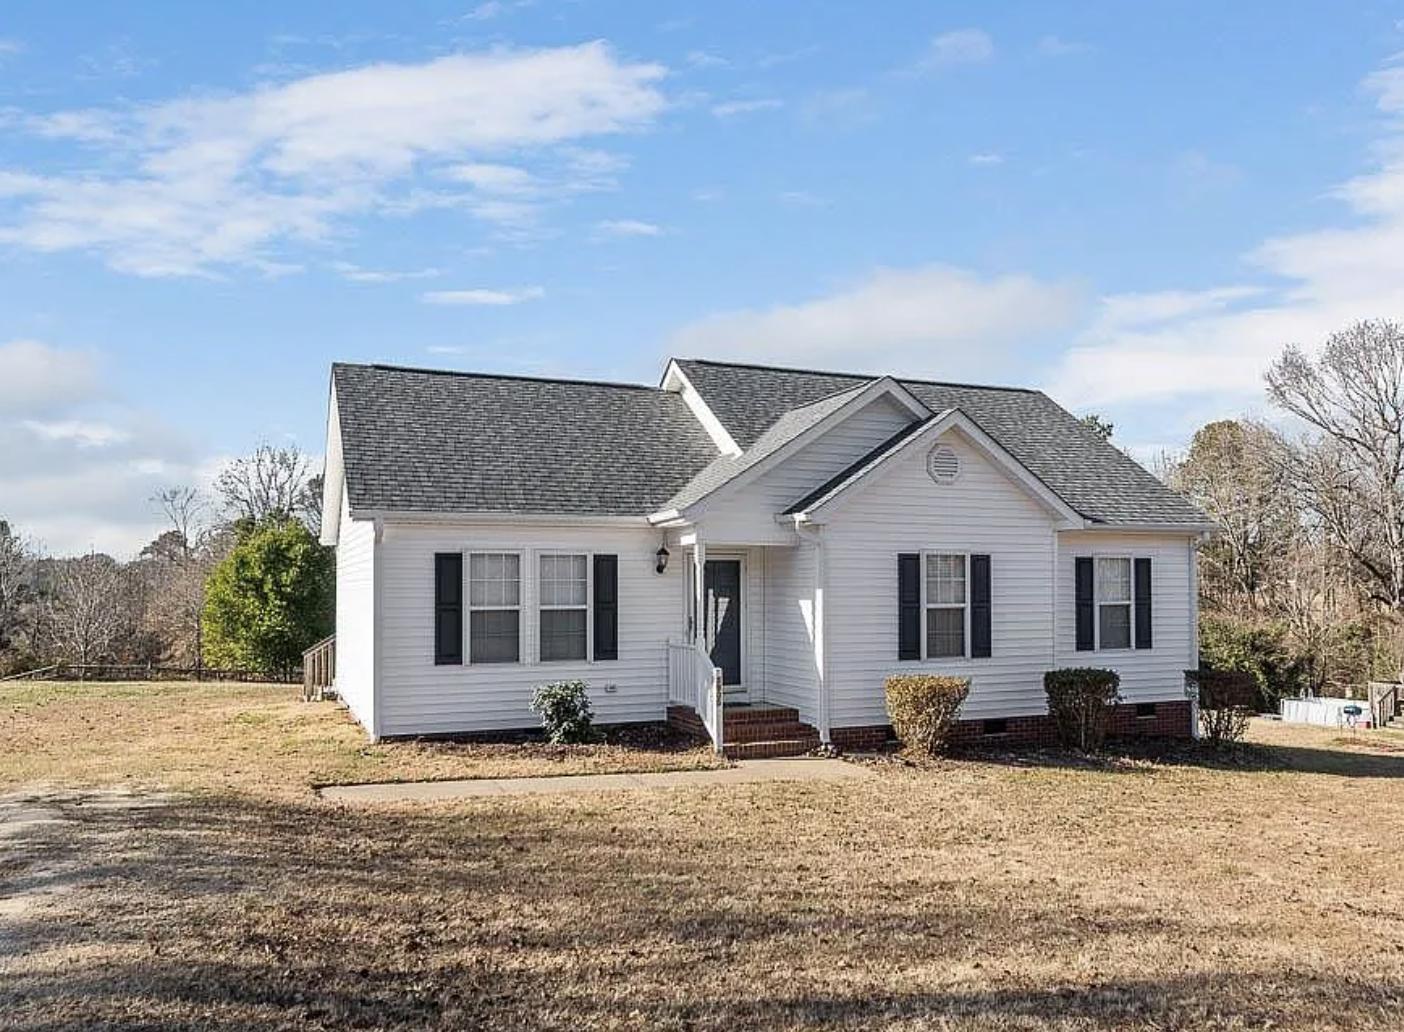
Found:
<box><xmin>4</xmin><ymin>790</ymin><xmax>1403</xmax><ymax>1029</ymax></box>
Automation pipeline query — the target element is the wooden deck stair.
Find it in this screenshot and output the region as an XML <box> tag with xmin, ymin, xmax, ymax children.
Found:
<box><xmin>668</xmin><ymin>703</ymin><xmax>821</xmax><ymax>759</ymax></box>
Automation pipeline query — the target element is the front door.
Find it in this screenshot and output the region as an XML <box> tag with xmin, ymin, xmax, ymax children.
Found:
<box><xmin>704</xmin><ymin>559</ymin><xmax>743</xmax><ymax>687</ymax></box>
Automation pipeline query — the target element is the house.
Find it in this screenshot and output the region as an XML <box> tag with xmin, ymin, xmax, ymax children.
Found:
<box><xmin>318</xmin><ymin>357</ymin><xmax>1213</xmax><ymax>755</ymax></box>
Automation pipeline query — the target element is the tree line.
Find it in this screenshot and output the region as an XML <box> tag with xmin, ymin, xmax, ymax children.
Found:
<box><xmin>0</xmin><ymin>444</ymin><xmax>332</xmax><ymax>679</ymax></box>
<box><xmin>1159</xmin><ymin>319</ymin><xmax>1404</xmax><ymax>705</ymax></box>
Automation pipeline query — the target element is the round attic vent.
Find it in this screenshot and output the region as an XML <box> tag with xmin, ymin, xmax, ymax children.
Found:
<box><xmin>927</xmin><ymin>444</ymin><xmax>960</xmax><ymax>484</ymax></box>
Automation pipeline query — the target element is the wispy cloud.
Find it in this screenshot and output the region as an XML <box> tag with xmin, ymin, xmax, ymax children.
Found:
<box><xmin>0</xmin><ymin>38</ymin><xmax>22</xmax><ymax>58</ymax></box>
<box><xmin>332</xmin><ymin>261</ymin><xmax>441</xmax><ymax>283</ymax></box>
<box><xmin>801</xmin><ymin>88</ymin><xmax>877</xmax><ymax>129</ymax></box>
<box><xmin>0</xmin><ymin>43</ymin><xmax>666</xmax><ymax>277</ymax></box>
<box><xmin>909</xmin><ymin>29</ymin><xmax>994</xmax><ymax>73</ymax></box>
<box><xmin>595</xmin><ymin>218</ymin><xmax>662</xmax><ymax>237</ymax></box>
<box><xmin>711</xmin><ymin>97</ymin><xmax>783</xmax><ymax>118</ymax></box>
<box><xmin>968</xmin><ymin>152</ymin><xmax>1004</xmax><ymax>166</ymax></box>
<box><xmin>22</xmin><ymin>419</ymin><xmax>131</xmax><ymax>449</ymax></box>
<box><xmin>778</xmin><ymin>190</ymin><xmax>829</xmax><ymax>207</ymax></box>
<box><xmin>686</xmin><ymin>50</ymin><xmax>730</xmax><ymax>69</ymax></box>
<box><xmin>421</xmin><ymin>286</ymin><xmax>545</xmax><ymax>305</ymax></box>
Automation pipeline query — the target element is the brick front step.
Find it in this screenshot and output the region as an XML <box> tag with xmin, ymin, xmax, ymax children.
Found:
<box><xmin>668</xmin><ymin>704</ymin><xmax>822</xmax><ymax>758</ymax></box>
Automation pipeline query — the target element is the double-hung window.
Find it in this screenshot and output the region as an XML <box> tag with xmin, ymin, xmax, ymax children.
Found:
<box><xmin>1095</xmin><ymin>557</ymin><xmax>1132</xmax><ymax>650</ymax></box>
<box><xmin>539</xmin><ymin>553</ymin><xmax>589</xmax><ymax>661</ymax></box>
<box><xmin>468</xmin><ymin>552</ymin><xmax>520</xmax><ymax>664</ymax></box>
<box><xmin>925</xmin><ymin>553</ymin><xmax>968</xmax><ymax>659</ymax></box>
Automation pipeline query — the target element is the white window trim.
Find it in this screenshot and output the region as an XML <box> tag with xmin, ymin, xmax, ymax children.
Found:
<box><xmin>1089</xmin><ymin>553</ymin><xmax>1135</xmax><ymax>653</ymax></box>
<box><xmin>535</xmin><ymin>550</ymin><xmax>593</xmax><ymax>664</ymax></box>
<box><xmin>465</xmin><ymin>549</ymin><xmax>525</xmax><ymax>666</ymax></box>
<box><xmin>921</xmin><ymin>551</ymin><xmax>970</xmax><ymax>661</ymax></box>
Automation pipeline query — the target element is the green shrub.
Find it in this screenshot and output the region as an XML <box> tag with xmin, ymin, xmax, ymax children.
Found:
<box><xmin>1184</xmin><ymin>669</ymin><xmax>1256</xmax><ymax>747</ymax></box>
<box><xmin>1043</xmin><ymin>668</ymin><xmax>1121</xmax><ymax>752</ymax></box>
<box><xmin>1198</xmin><ymin>616</ymin><xmax>1308</xmax><ymax>708</ymax></box>
<box><xmin>530</xmin><ymin>680</ymin><xmax>596</xmax><ymax>744</ymax></box>
<box><xmin>884</xmin><ymin>674</ymin><xmax>970</xmax><ymax>755</ymax></box>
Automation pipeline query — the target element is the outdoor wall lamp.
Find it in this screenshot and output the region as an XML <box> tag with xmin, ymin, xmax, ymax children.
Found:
<box><xmin>654</xmin><ymin>544</ymin><xmax>670</xmax><ymax>574</ymax></box>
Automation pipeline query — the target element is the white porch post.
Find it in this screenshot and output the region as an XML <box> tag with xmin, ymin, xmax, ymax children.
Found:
<box><xmin>692</xmin><ymin>539</ymin><xmax>707</xmax><ymax>654</ymax></box>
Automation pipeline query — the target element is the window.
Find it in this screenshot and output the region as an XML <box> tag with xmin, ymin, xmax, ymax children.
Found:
<box><xmin>468</xmin><ymin>553</ymin><xmax>520</xmax><ymax>664</ymax></box>
<box><xmin>1096</xmin><ymin>557</ymin><xmax>1132</xmax><ymax>650</ymax></box>
<box><xmin>539</xmin><ymin>553</ymin><xmax>588</xmax><ymax>661</ymax></box>
<box><xmin>925</xmin><ymin>553</ymin><xmax>967</xmax><ymax>658</ymax></box>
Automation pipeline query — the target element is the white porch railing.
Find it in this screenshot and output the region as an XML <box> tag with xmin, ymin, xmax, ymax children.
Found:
<box><xmin>667</xmin><ymin>639</ymin><xmax>724</xmax><ymax>753</ymax></box>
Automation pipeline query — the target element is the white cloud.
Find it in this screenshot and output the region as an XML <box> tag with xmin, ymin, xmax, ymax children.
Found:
<box><xmin>332</xmin><ymin>261</ymin><xmax>441</xmax><ymax>283</ymax></box>
<box><xmin>0</xmin><ymin>43</ymin><xmax>666</xmax><ymax>276</ymax></box>
<box><xmin>711</xmin><ymin>98</ymin><xmax>783</xmax><ymax>118</ymax></box>
<box><xmin>1042</xmin><ymin>58</ymin><xmax>1404</xmax><ymax>410</ymax></box>
<box><xmin>801</xmin><ymin>87</ymin><xmax>877</xmax><ymax>129</ymax></box>
<box><xmin>778</xmin><ymin>190</ymin><xmax>829</xmax><ymax>207</ymax></box>
<box><xmin>667</xmin><ymin>264</ymin><xmax>1083</xmax><ymax>377</ymax></box>
<box><xmin>914</xmin><ymin>29</ymin><xmax>994</xmax><ymax>71</ymax></box>
<box><xmin>421</xmin><ymin>285</ymin><xmax>545</xmax><ymax>305</ymax></box>
<box><xmin>595</xmin><ymin>218</ymin><xmax>662</xmax><ymax>237</ymax></box>
<box><xmin>21</xmin><ymin>420</ymin><xmax>131</xmax><ymax>448</ymax></box>
<box><xmin>968</xmin><ymin>152</ymin><xmax>1004</xmax><ymax>166</ymax></box>
<box><xmin>0</xmin><ymin>339</ymin><xmax>101</xmax><ymax>414</ymax></box>
<box><xmin>686</xmin><ymin>51</ymin><xmax>729</xmax><ymax>69</ymax></box>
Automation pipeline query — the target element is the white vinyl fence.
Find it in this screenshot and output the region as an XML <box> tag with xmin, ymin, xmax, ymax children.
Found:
<box><xmin>1279</xmin><ymin>696</ymin><xmax>1374</xmax><ymax>729</ymax></box>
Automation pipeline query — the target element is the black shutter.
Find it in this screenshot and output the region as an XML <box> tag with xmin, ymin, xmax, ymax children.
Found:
<box><xmin>898</xmin><ymin>553</ymin><xmax>921</xmax><ymax>660</ymax></box>
<box><xmin>1134</xmin><ymin>557</ymin><xmax>1153</xmax><ymax>650</ymax></box>
<box><xmin>1074</xmin><ymin>556</ymin><xmax>1095</xmax><ymax>652</ymax></box>
<box><xmin>593</xmin><ymin>554</ymin><xmax>618</xmax><ymax>661</ymax></box>
<box><xmin>970</xmin><ymin>554</ymin><xmax>992</xmax><ymax>658</ymax></box>
<box><xmin>434</xmin><ymin>553</ymin><xmax>463</xmax><ymax>665</ymax></box>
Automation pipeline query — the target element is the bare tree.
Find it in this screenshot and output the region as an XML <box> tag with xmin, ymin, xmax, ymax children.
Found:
<box><xmin>215</xmin><ymin>444</ymin><xmax>313</xmax><ymax>525</ymax></box>
<box><xmin>0</xmin><ymin>519</ymin><xmax>37</xmax><ymax>655</ymax></box>
<box><xmin>143</xmin><ymin>487</ymin><xmax>219</xmax><ymax>671</ymax></box>
<box><xmin>48</xmin><ymin>552</ymin><xmax>126</xmax><ymax>672</ymax></box>
<box><xmin>1170</xmin><ymin>419</ymin><xmax>1298</xmax><ymax>610</ymax></box>
<box><xmin>1267</xmin><ymin>320</ymin><xmax>1404</xmax><ymax>609</ymax></box>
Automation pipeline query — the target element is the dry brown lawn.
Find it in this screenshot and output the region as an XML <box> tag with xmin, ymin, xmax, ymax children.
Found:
<box><xmin>4</xmin><ymin>681</ymin><xmax>1404</xmax><ymax>1030</ymax></box>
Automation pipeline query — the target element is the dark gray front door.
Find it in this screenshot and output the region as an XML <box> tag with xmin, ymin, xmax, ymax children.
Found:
<box><xmin>704</xmin><ymin>559</ymin><xmax>743</xmax><ymax>686</ymax></box>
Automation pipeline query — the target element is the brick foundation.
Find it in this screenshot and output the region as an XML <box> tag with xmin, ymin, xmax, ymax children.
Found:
<box><xmin>831</xmin><ymin>700</ymin><xmax>1195</xmax><ymax>751</ymax></box>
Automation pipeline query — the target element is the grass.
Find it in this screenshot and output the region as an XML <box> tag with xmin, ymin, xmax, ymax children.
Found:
<box><xmin>0</xmin><ymin>679</ymin><xmax>726</xmax><ymax>797</ymax></box>
<box><xmin>4</xmin><ymin>681</ymin><xmax>1404</xmax><ymax>1030</ymax></box>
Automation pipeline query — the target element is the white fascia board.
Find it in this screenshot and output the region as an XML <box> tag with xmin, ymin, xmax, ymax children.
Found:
<box><xmin>674</xmin><ymin>377</ymin><xmax>928</xmax><ymax>520</ymax></box>
<box><xmin>319</xmin><ymin>382</ymin><xmax>345</xmax><ymax>546</ymax></box>
<box><xmin>661</xmin><ymin>360</ymin><xmax>742</xmax><ymax>457</ymax></box>
<box><xmin>795</xmin><ymin>410</ymin><xmax>1083</xmax><ymax>527</ymax></box>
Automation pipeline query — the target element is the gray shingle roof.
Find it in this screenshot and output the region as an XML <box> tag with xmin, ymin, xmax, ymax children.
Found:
<box><xmin>660</xmin><ymin>382</ymin><xmax>873</xmax><ymax>512</ymax></box>
<box><xmin>333</xmin><ymin>364</ymin><xmax>719</xmax><ymax>516</ymax></box>
<box><xmin>674</xmin><ymin>359</ymin><xmax>1208</xmax><ymax>526</ymax></box>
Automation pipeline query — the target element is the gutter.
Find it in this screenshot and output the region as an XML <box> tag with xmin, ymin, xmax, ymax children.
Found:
<box><xmin>350</xmin><ymin>509</ymin><xmax>651</xmax><ymax>528</ymax></box>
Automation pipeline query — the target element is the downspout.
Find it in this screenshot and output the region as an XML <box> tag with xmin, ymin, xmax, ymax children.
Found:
<box><xmin>370</xmin><ymin>517</ymin><xmax>385</xmax><ymax>743</ymax></box>
<box><xmin>1189</xmin><ymin>534</ymin><xmax>1203</xmax><ymax>740</ymax></box>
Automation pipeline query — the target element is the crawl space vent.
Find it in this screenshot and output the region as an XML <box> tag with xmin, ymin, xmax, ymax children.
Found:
<box><xmin>927</xmin><ymin>444</ymin><xmax>960</xmax><ymax>485</ymax></box>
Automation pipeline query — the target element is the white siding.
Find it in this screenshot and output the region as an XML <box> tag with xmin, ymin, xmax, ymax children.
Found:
<box><xmin>697</xmin><ymin>393</ymin><xmax>914</xmax><ymax>544</ymax></box>
<box><xmin>376</xmin><ymin>522</ymin><xmax>684</xmax><ymax>735</ymax></box>
<box><xmin>760</xmin><ymin>542</ymin><xmax>819</xmax><ymax>723</ymax></box>
<box><xmin>334</xmin><ymin>500</ymin><xmax>376</xmax><ymax>734</ymax></box>
<box><xmin>1054</xmin><ymin>531</ymin><xmax>1195</xmax><ymax>703</ymax></box>
<box><xmin>823</xmin><ymin>428</ymin><xmax>1060</xmax><ymax>727</ymax></box>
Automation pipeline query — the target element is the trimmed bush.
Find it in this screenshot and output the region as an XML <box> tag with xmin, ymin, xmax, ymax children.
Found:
<box><xmin>884</xmin><ymin>674</ymin><xmax>970</xmax><ymax>755</ymax></box>
<box><xmin>1044</xmin><ymin>668</ymin><xmax>1121</xmax><ymax>752</ymax></box>
<box><xmin>1185</xmin><ymin>669</ymin><xmax>1256</xmax><ymax>747</ymax></box>
<box><xmin>530</xmin><ymin>680</ymin><xmax>596</xmax><ymax>744</ymax></box>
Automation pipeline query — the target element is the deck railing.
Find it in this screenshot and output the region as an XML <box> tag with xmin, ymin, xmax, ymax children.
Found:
<box><xmin>1368</xmin><ymin>681</ymin><xmax>1401</xmax><ymax>731</ymax></box>
<box><xmin>667</xmin><ymin>639</ymin><xmax>724</xmax><ymax>753</ymax></box>
<box><xmin>302</xmin><ymin>635</ymin><xmax>336</xmax><ymax>701</ymax></box>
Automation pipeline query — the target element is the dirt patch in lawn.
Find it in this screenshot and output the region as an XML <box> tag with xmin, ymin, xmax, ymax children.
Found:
<box><xmin>0</xmin><ymin>680</ymin><xmax>724</xmax><ymax>799</ymax></box>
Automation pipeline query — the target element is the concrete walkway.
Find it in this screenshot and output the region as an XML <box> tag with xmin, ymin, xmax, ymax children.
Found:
<box><xmin>318</xmin><ymin>757</ymin><xmax>872</xmax><ymax>804</ymax></box>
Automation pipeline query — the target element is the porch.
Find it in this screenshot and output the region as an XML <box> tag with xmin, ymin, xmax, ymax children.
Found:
<box><xmin>662</xmin><ymin>537</ymin><xmax>823</xmax><ymax>758</ymax></box>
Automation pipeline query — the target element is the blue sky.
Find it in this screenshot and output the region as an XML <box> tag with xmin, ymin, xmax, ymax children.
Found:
<box><xmin>3</xmin><ymin>2</ymin><xmax>1404</xmax><ymax>555</ymax></box>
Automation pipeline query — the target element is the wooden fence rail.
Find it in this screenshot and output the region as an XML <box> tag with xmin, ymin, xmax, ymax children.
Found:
<box><xmin>302</xmin><ymin>635</ymin><xmax>336</xmax><ymax>701</ymax></box>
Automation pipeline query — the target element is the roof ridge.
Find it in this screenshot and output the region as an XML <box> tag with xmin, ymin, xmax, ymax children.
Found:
<box><xmin>339</xmin><ymin>362</ymin><xmax>662</xmax><ymax>393</ymax></box>
<box><xmin>676</xmin><ymin>356</ymin><xmax>1038</xmax><ymax>394</ymax></box>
